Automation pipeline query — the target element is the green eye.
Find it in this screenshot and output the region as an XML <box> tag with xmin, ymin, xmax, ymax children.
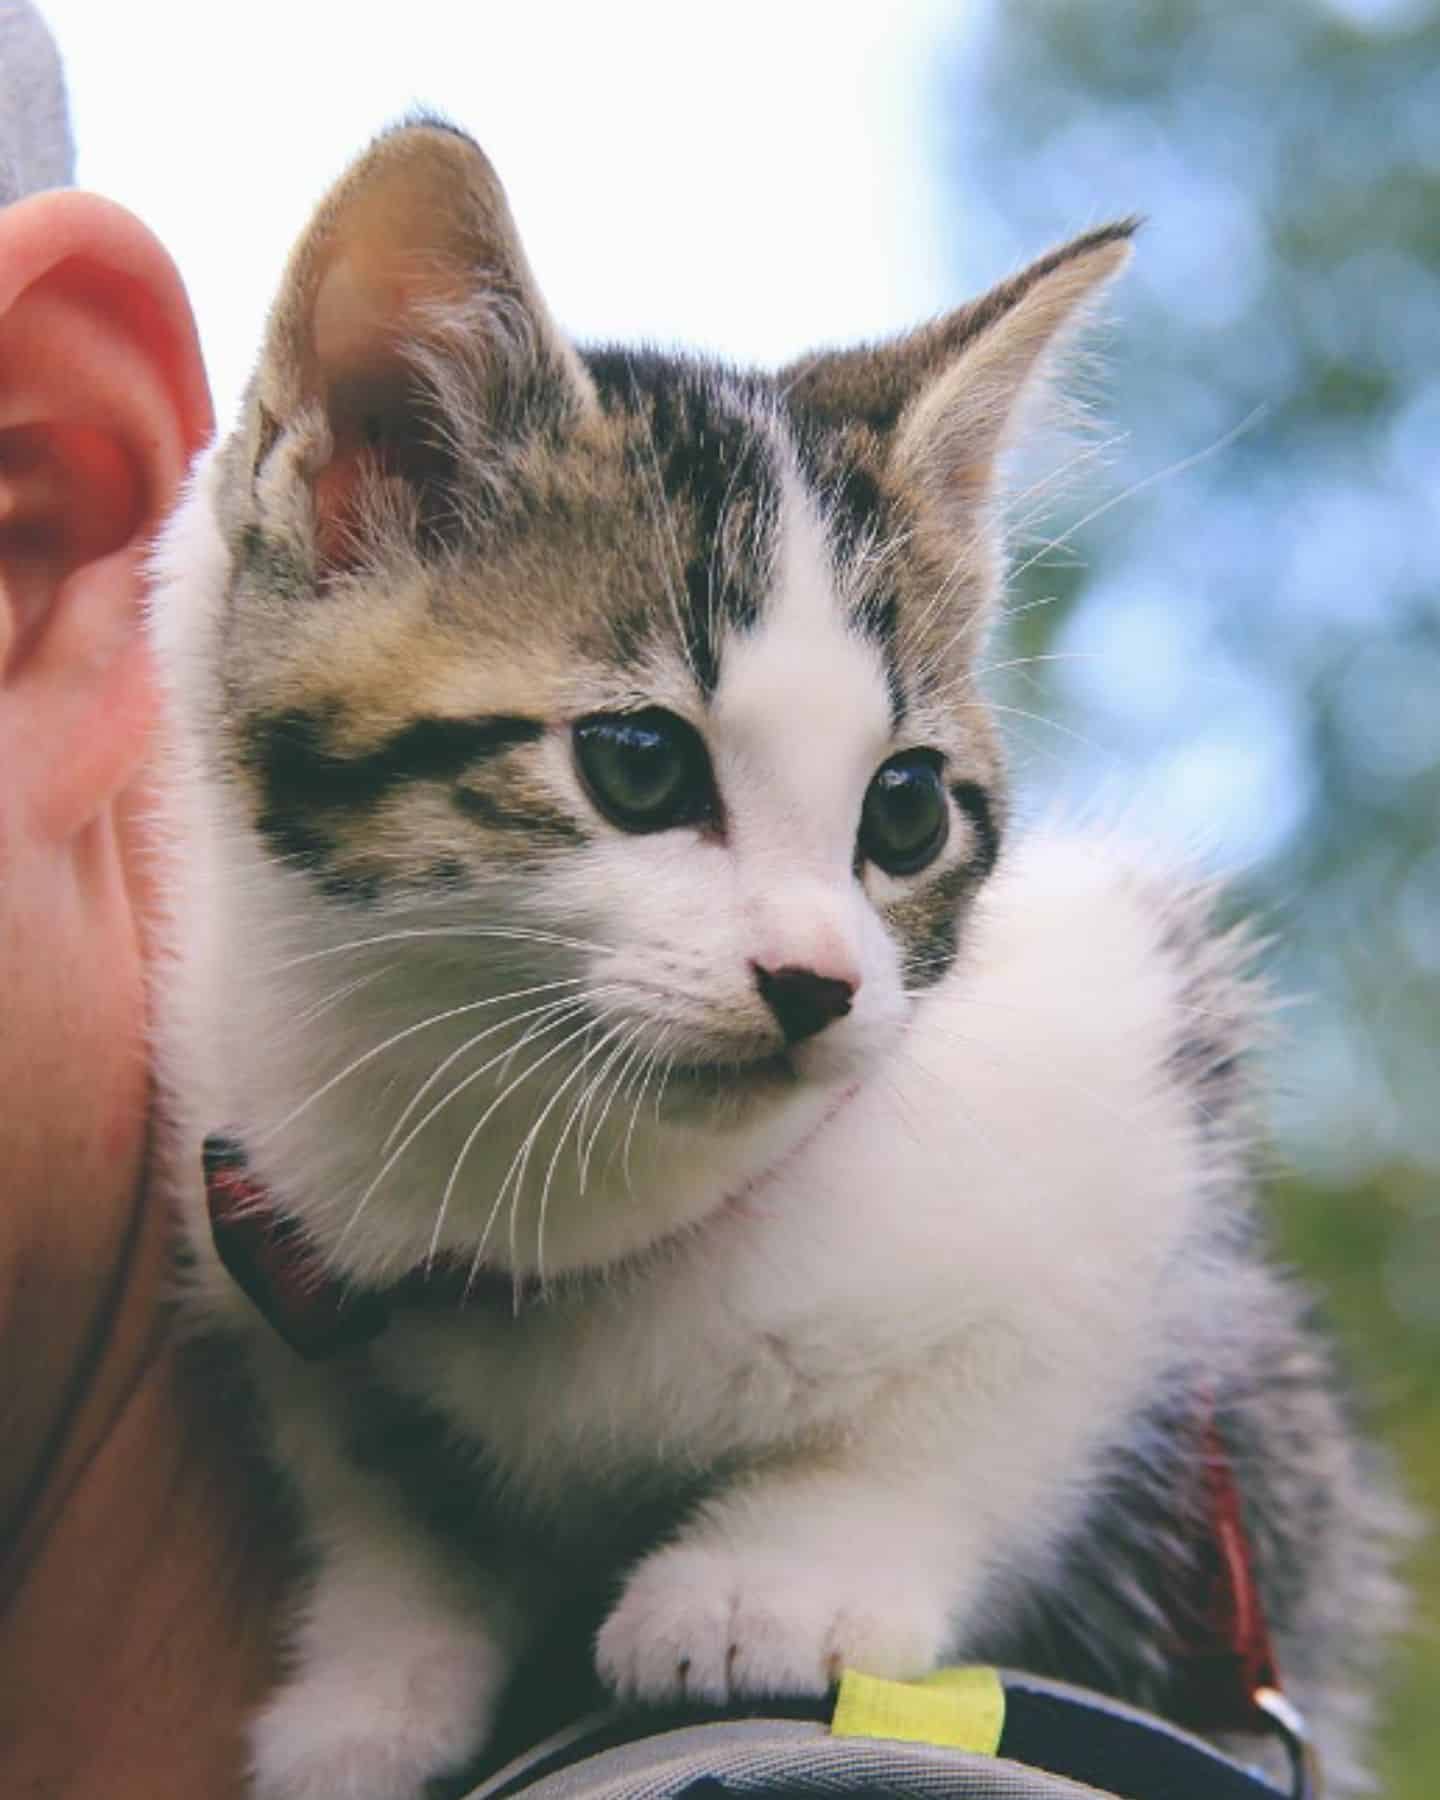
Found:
<box><xmin>859</xmin><ymin>751</ymin><xmax>949</xmax><ymax>875</ymax></box>
<box><xmin>573</xmin><ymin>709</ymin><xmax>715</xmax><ymax>833</ymax></box>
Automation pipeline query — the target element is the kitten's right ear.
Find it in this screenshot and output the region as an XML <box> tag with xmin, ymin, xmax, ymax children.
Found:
<box><xmin>253</xmin><ymin>119</ymin><xmax>593</xmax><ymax>569</ymax></box>
<box><xmin>782</xmin><ymin>223</ymin><xmax>1135</xmax><ymax>563</ymax></box>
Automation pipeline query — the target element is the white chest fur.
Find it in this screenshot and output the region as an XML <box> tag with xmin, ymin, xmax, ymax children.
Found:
<box><xmin>361</xmin><ymin>831</ymin><xmax>1209</xmax><ymax>1517</ymax></box>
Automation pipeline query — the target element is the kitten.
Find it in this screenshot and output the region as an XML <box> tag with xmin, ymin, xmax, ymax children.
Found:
<box><xmin>149</xmin><ymin>120</ymin><xmax>1403</xmax><ymax>1800</ymax></box>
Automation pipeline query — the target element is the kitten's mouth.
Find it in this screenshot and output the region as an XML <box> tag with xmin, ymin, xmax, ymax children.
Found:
<box><xmin>664</xmin><ymin>1050</ymin><xmax>796</xmax><ymax>1099</ymax></box>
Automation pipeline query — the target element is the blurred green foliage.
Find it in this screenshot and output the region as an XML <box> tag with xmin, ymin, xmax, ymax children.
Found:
<box><xmin>943</xmin><ymin>1</ymin><xmax>1439</xmax><ymax>1790</ymax></box>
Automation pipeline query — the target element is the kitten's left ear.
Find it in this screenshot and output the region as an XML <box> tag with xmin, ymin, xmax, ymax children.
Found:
<box><xmin>253</xmin><ymin>117</ymin><xmax>594</xmax><ymax>568</ymax></box>
<box><xmin>783</xmin><ymin>223</ymin><xmax>1135</xmax><ymax>548</ymax></box>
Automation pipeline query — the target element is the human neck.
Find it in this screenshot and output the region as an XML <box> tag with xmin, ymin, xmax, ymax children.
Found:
<box><xmin>0</xmin><ymin>1155</ymin><xmax>285</xmax><ymax>1798</ymax></box>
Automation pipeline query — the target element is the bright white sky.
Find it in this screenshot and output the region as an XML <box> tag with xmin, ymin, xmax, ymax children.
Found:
<box><xmin>43</xmin><ymin>1</ymin><xmax>966</xmax><ymax>425</ymax></box>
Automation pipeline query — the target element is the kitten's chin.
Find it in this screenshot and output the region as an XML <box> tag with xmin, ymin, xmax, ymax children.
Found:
<box><xmin>658</xmin><ymin>1046</ymin><xmax>871</xmax><ymax>1130</ymax></box>
<box><xmin>660</xmin><ymin>1014</ymin><xmax>900</xmax><ymax>1122</ymax></box>
<box><xmin>462</xmin><ymin>1025</ymin><xmax>905</xmax><ymax>1280</ymax></box>
<box><xmin>662</xmin><ymin>1049</ymin><xmax>797</xmax><ymax>1114</ymax></box>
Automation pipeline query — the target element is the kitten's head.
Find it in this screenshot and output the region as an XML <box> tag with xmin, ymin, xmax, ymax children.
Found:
<box><xmin>171</xmin><ymin>120</ymin><xmax>1130</xmax><ymax>1275</ymax></box>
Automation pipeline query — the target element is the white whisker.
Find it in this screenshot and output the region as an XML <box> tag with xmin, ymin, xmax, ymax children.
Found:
<box><xmin>620</xmin><ymin>1031</ymin><xmax>672</xmax><ymax>1198</ymax></box>
<box><xmin>971</xmin><ymin>650</ymin><xmax>1102</xmax><ymax>683</ymax></box>
<box><xmin>263</xmin><ymin>979</ymin><xmax>589</xmax><ymax>1143</ymax></box>
<box><xmin>334</xmin><ymin>997</ymin><xmax>597</xmax><ymax>1263</ymax></box>
<box><xmin>581</xmin><ymin>1026</ymin><xmax>652</xmax><ymax>1191</ymax></box>
<box><xmin>986</xmin><ymin>700</ymin><xmax>1108</xmax><ymax>755</ymax></box>
<box><xmin>575</xmin><ymin>1021</ymin><xmax>649</xmax><ymax>1191</ymax></box>
<box><xmin>1003</xmin><ymin>430</ymin><xmax>1126</xmax><ymax>535</ymax></box>
<box><xmin>445</xmin><ymin>1010</ymin><xmax>618</xmax><ymax>1282</ymax></box>
<box><xmin>519</xmin><ymin>1019</ymin><xmax>633</xmax><ymax>1284</ymax></box>
<box><xmin>274</xmin><ymin>923</ymin><xmax>608</xmax><ymax>972</ymax></box>
<box><xmin>292</xmin><ymin>962</ymin><xmax>398</xmax><ymax>1028</ymax></box>
<box><xmin>1008</xmin><ymin>407</ymin><xmax>1266</xmax><ymax>585</ymax></box>
<box><xmin>382</xmin><ymin>978</ymin><xmax>587</xmax><ymax>1152</ymax></box>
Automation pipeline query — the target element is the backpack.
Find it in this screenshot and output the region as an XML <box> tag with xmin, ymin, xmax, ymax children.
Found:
<box><xmin>463</xmin><ymin>1667</ymin><xmax>1315</xmax><ymax>1800</ymax></box>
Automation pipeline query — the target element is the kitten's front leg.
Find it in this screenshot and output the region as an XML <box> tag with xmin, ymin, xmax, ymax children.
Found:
<box><xmin>596</xmin><ymin>1452</ymin><xmax>971</xmax><ymax>1705</ymax></box>
<box><xmin>244</xmin><ymin>1346</ymin><xmax>532</xmax><ymax>1800</ymax></box>
<box><xmin>252</xmin><ymin>1532</ymin><xmax>517</xmax><ymax>1800</ymax></box>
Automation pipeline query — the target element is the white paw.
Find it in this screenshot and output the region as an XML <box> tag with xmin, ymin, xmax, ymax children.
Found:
<box><xmin>250</xmin><ymin>1625</ymin><xmax>502</xmax><ymax>1800</ymax></box>
<box><xmin>596</xmin><ymin>1542</ymin><xmax>949</xmax><ymax>1705</ymax></box>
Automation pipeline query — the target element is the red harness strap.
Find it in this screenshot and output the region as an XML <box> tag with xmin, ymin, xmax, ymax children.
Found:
<box><xmin>1167</xmin><ymin>1399</ymin><xmax>1284</xmax><ymax>1735</ymax></box>
<box><xmin>203</xmin><ymin>1135</ymin><xmax>395</xmax><ymax>1357</ymax></box>
<box><xmin>203</xmin><ymin>1133</ymin><xmax>547</xmax><ymax>1358</ymax></box>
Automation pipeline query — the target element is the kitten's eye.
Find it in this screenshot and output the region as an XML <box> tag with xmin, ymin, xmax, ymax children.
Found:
<box><xmin>859</xmin><ymin>751</ymin><xmax>949</xmax><ymax>876</ymax></box>
<box><xmin>573</xmin><ymin>709</ymin><xmax>714</xmax><ymax>833</ymax></box>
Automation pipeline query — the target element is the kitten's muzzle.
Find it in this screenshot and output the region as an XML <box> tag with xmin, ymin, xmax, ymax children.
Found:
<box><xmin>752</xmin><ymin>962</ymin><xmax>856</xmax><ymax>1045</ymax></box>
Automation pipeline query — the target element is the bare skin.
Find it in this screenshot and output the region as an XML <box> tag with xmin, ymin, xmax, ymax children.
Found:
<box><xmin>0</xmin><ymin>190</ymin><xmax>284</xmax><ymax>1799</ymax></box>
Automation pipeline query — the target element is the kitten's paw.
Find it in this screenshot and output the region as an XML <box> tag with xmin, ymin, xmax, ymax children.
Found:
<box><xmin>596</xmin><ymin>1542</ymin><xmax>949</xmax><ymax>1705</ymax></box>
<box><xmin>250</xmin><ymin>1624</ymin><xmax>502</xmax><ymax>1800</ymax></box>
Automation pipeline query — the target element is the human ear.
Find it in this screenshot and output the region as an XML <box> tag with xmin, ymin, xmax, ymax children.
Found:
<box><xmin>0</xmin><ymin>191</ymin><xmax>211</xmax><ymax>841</ymax></box>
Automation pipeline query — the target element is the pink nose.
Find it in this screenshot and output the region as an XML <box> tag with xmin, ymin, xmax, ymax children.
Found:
<box><xmin>753</xmin><ymin>962</ymin><xmax>857</xmax><ymax>1045</ymax></box>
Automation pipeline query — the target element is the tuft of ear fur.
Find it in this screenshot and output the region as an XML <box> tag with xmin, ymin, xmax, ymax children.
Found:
<box><xmin>249</xmin><ymin>117</ymin><xmax>594</xmax><ymax>571</ymax></box>
<box><xmin>783</xmin><ymin>223</ymin><xmax>1135</xmax><ymax>552</ymax></box>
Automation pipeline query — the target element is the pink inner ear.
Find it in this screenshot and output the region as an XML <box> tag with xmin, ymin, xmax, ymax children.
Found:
<box><xmin>309</xmin><ymin>422</ymin><xmax>441</xmax><ymax>574</ymax></box>
<box><xmin>312</xmin><ymin>252</ymin><xmax>386</xmax><ymax>380</ymax></box>
<box><xmin>312</xmin><ymin>244</ymin><xmax>468</xmax><ymax>387</ymax></box>
<box><xmin>311</xmin><ymin>443</ymin><xmax>382</xmax><ymax>571</ymax></box>
<box><xmin>272</xmin><ymin>127</ymin><xmax>589</xmax><ymax>573</ymax></box>
<box><xmin>305</xmin><ymin>250</ymin><xmax>462</xmax><ymax>573</ymax></box>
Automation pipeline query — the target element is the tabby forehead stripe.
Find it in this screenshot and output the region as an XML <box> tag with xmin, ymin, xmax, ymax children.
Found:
<box><xmin>850</xmin><ymin>590</ymin><xmax>906</xmax><ymax>730</ymax></box>
<box><xmin>582</xmin><ymin>349</ymin><xmax>781</xmax><ymax>697</ymax></box>
<box><xmin>250</xmin><ymin>710</ymin><xmax>545</xmax><ymax>816</ymax></box>
<box><xmin>782</xmin><ymin>419</ymin><xmax>906</xmax><ymax>726</ymax></box>
<box><xmin>786</xmin><ymin>426</ymin><xmax>892</xmax><ymax>567</ymax></box>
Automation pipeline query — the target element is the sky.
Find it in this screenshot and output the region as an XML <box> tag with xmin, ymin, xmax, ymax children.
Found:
<box><xmin>43</xmin><ymin>1</ymin><xmax>964</xmax><ymax>425</ymax></box>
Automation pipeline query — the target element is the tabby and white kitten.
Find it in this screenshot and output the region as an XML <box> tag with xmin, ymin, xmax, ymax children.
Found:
<box><xmin>150</xmin><ymin>122</ymin><xmax>1400</xmax><ymax>1800</ymax></box>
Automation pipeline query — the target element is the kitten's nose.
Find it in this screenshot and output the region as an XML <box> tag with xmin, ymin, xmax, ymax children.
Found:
<box><xmin>753</xmin><ymin>963</ymin><xmax>857</xmax><ymax>1045</ymax></box>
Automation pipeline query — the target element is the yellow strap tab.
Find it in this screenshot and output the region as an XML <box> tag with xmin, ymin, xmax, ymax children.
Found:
<box><xmin>831</xmin><ymin>1665</ymin><xmax>1006</xmax><ymax>1754</ymax></box>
